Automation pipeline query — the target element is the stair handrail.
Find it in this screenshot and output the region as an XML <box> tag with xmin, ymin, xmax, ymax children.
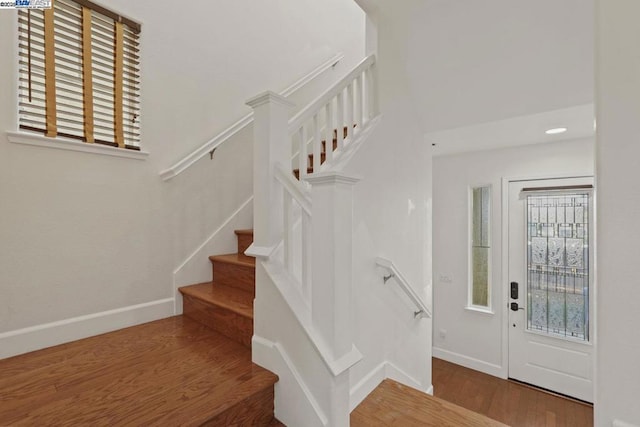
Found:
<box><xmin>288</xmin><ymin>54</ymin><xmax>375</xmax><ymax>135</ymax></box>
<box><xmin>375</xmin><ymin>257</ymin><xmax>432</xmax><ymax>319</ymax></box>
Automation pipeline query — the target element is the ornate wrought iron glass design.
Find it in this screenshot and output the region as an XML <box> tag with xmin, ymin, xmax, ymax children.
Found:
<box><xmin>526</xmin><ymin>193</ymin><xmax>589</xmax><ymax>341</ymax></box>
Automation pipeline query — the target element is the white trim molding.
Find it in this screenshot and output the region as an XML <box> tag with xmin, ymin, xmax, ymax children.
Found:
<box><xmin>252</xmin><ymin>335</ymin><xmax>329</xmax><ymax>427</ymax></box>
<box><xmin>433</xmin><ymin>347</ymin><xmax>505</xmax><ymax>379</ymax></box>
<box><xmin>159</xmin><ymin>53</ymin><xmax>344</xmax><ymax>181</ymax></box>
<box><xmin>6</xmin><ymin>131</ymin><xmax>149</xmax><ymax>160</ymax></box>
<box><xmin>0</xmin><ymin>298</ymin><xmax>174</xmax><ymax>360</ymax></box>
<box><xmin>261</xmin><ymin>258</ymin><xmax>363</xmax><ymax>376</ymax></box>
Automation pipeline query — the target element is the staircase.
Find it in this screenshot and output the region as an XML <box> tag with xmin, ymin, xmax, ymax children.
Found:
<box><xmin>178</xmin><ymin>229</ymin><xmax>282</xmax><ymax>426</ymax></box>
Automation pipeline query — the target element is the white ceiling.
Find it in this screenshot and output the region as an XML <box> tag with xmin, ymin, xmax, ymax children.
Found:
<box><xmin>403</xmin><ymin>0</ymin><xmax>595</xmax><ymax>153</ymax></box>
<box><xmin>428</xmin><ymin>103</ymin><xmax>594</xmax><ymax>156</ymax></box>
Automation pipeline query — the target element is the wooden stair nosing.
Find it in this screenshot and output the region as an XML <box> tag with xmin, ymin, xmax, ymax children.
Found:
<box><xmin>209</xmin><ymin>253</ymin><xmax>256</xmax><ymax>268</ymax></box>
<box><xmin>179</xmin><ymin>282</ymin><xmax>253</xmax><ymax>319</ymax></box>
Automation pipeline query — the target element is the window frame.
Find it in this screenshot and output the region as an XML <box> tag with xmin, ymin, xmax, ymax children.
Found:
<box><xmin>13</xmin><ymin>0</ymin><xmax>142</xmax><ymax>153</ymax></box>
<box><xmin>467</xmin><ymin>184</ymin><xmax>493</xmax><ymax>313</ymax></box>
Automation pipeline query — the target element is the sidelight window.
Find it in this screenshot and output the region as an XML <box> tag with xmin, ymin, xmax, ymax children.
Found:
<box><xmin>469</xmin><ymin>186</ymin><xmax>491</xmax><ymax>308</ymax></box>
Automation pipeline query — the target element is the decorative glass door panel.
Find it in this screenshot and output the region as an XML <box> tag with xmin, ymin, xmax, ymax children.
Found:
<box><xmin>526</xmin><ymin>193</ymin><xmax>589</xmax><ymax>341</ymax></box>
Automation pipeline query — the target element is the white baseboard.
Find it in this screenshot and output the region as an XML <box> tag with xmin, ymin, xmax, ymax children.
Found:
<box><xmin>252</xmin><ymin>335</ymin><xmax>328</xmax><ymax>427</ymax></box>
<box><xmin>349</xmin><ymin>361</ymin><xmax>431</xmax><ymax>411</ymax></box>
<box><xmin>0</xmin><ymin>298</ymin><xmax>174</xmax><ymax>360</ymax></box>
<box><xmin>433</xmin><ymin>347</ymin><xmax>504</xmax><ymax>378</ymax></box>
<box><xmin>613</xmin><ymin>420</ymin><xmax>640</xmax><ymax>427</ymax></box>
<box><xmin>349</xmin><ymin>363</ymin><xmax>387</xmax><ymax>411</ymax></box>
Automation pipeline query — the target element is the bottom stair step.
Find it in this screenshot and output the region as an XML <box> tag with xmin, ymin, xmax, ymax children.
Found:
<box><xmin>180</xmin><ymin>282</ymin><xmax>254</xmax><ymax>348</ymax></box>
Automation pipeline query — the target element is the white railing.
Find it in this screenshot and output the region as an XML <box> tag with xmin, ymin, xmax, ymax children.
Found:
<box><xmin>375</xmin><ymin>257</ymin><xmax>432</xmax><ymax>319</ymax></box>
<box><xmin>288</xmin><ymin>55</ymin><xmax>376</xmax><ymax>181</ymax></box>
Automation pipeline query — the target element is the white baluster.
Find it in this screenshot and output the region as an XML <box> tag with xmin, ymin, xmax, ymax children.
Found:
<box><xmin>354</xmin><ymin>75</ymin><xmax>362</xmax><ymax>130</ymax></box>
<box><xmin>346</xmin><ymin>83</ymin><xmax>354</xmax><ymax>141</ymax></box>
<box><xmin>313</xmin><ymin>114</ymin><xmax>322</xmax><ymax>173</ymax></box>
<box><xmin>365</xmin><ymin>66</ymin><xmax>373</xmax><ymax>121</ymax></box>
<box><xmin>370</xmin><ymin>61</ymin><xmax>379</xmax><ymax>117</ymax></box>
<box><xmin>360</xmin><ymin>71</ymin><xmax>367</xmax><ymax>125</ymax></box>
<box><xmin>283</xmin><ymin>190</ymin><xmax>293</xmax><ymax>275</ymax></box>
<box><xmin>325</xmin><ymin>101</ymin><xmax>334</xmax><ymax>163</ymax></box>
<box><xmin>299</xmin><ymin>125</ymin><xmax>308</xmax><ymax>181</ymax></box>
<box><xmin>336</xmin><ymin>91</ymin><xmax>344</xmax><ymax>150</ymax></box>
<box><xmin>301</xmin><ymin>210</ymin><xmax>312</xmax><ymax>304</ymax></box>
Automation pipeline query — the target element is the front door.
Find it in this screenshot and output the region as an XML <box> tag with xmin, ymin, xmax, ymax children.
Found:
<box><xmin>508</xmin><ymin>177</ymin><xmax>594</xmax><ymax>402</ymax></box>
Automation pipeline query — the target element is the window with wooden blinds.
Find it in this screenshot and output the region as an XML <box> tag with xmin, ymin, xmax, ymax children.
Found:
<box><xmin>17</xmin><ymin>0</ymin><xmax>141</xmax><ymax>149</ymax></box>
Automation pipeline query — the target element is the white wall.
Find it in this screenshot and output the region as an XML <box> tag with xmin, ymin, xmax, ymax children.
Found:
<box><xmin>433</xmin><ymin>138</ymin><xmax>594</xmax><ymax>376</ymax></box>
<box><xmin>347</xmin><ymin>0</ymin><xmax>433</xmax><ymax>400</ymax></box>
<box><xmin>595</xmin><ymin>1</ymin><xmax>640</xmax><ymax>425</ymax></box>
<box><xmin>408</xmin><ymin>0</ymin><xmax>594</xmax><ymax>132</ymax></box>
<box><xmin>0</xmin><ymin>0</ymin><xmax>364</xmax><ymax>357</ymax></box>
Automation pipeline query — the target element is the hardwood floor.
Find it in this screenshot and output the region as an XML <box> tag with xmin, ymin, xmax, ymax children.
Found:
<box><xmin>0</xmin><ymin>316</ymin><xmax>278</xmax><ymax>426</ymax></box>
<box><xmin>433</xmin><ymin>358</ymin><xmax>593</xmax><ymax>427</ymax></box>
<box><xmin>352</xmin><ymin>378</ymin><xmax>507</xmax><ymax>426</ymax></box>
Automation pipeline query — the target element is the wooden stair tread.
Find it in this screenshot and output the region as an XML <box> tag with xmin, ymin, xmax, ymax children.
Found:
<box><xmin>179</xmin><ymin>282</ymin><xmax>253</xmax><ymax>318</ymax></box>
<box><xmin>234</xmin><ymin>229</ymin><xmax>254</xmax><ymax>236</ymax></box>
<box><xmin>209</xmin><ymin>253</ymin><xmax>256</xmax><ymax>267</ymax></box>
<box><xmin>351</xmin><ymin>379</ymin><xmax>507</xmax><ymax>427</ymax></box>
<box><xmin>0</xmin><ymin>316</ymin><xmax>278</xmax><ymax>426</ymax></box>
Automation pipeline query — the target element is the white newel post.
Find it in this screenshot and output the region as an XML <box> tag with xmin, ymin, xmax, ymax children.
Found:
<box><xmin>306</xmin><ymin>171</ymin><xmax>360</xmax><ymax>427</ymax></box>
<box><xmin>305</xmin><ymin>172</ymin><xmax>361</xmax><ymax>357</ymax></box>
<box><xmin>246</xmin><ymin>91</ymin><xmax>295</xmax><ymax>255</ymax></box>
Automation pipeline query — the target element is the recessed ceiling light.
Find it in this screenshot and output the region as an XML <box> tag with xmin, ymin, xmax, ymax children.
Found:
<box><xmin>545</xmin><ymin>127</ymin><xmax>568</xmax><ymax>135</ymax></box>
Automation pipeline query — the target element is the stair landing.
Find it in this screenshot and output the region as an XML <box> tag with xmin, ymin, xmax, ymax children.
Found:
<box><xmin>0</xmin><ymin>316</ymin><xmax>278</xmax><ymax>426</ymax></box>
<box><xmin>351</xmin><ymin>379</ymin><xmax>507</xmax><ymax>427</ymax></box>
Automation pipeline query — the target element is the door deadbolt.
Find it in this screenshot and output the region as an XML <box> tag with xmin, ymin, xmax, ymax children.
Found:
<box><xmin>510</xmin><ymin>282</ymin><xmax>519</xmax><ymax>299</ymax></box>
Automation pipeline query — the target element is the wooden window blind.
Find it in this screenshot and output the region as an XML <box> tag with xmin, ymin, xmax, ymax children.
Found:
<box><xmin>18</xmin><ymin>0</ymin><xmax>141</xmax><ymax>149</ymax></box>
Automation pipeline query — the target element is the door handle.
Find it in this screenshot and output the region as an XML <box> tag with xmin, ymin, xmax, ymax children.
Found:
<box><xmin>510</xmin><ymin>302</ymin><xmax>524</xmax><ymax>311</ymax></box>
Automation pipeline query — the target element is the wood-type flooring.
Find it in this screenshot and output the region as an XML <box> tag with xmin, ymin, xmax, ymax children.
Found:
<box><xmin>432</xmin><ymin>357</ymin><xmax>593</xmax><ymax>427</ymax></box>
<box><xmin>0</xmin><ymin>316</ymin><xmax>278</xmax><ymax>426</ymax></box>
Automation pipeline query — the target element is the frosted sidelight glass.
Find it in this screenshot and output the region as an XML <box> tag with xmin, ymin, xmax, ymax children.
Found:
<box><xmin>470</xmin><ymin>186</ymin><xmax>491</xmax><ymax>307</ymax></box>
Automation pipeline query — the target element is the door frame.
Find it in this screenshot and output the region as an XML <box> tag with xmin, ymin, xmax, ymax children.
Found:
<box><xmin>500</xmin><ymin>173</ymin><xmax>596</xmax><ymax>381</ymax></box>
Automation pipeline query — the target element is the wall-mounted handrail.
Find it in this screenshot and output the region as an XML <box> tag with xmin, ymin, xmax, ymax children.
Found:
<box><xmin>375</xmin><ymin>257</ymin><xmax>432</xmax><ymax>319</ymax></box>
<box><xmin>159</xmin><ymin>53</ymin><xmax>344</xmax><ymax>181</ymax></box>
